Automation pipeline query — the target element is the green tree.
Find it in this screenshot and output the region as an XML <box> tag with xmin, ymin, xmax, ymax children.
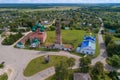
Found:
<box><xmin>55</xmin><ymin>61</ymin><xmax>69</xmax><ymax>80</ymax></box>
<box><xmin>80</xmin><ymin>56</ymin><xmax>91</xmax><ymax>73</ymax></box>
<box><xmin>107</xmin><ymin>41</ymin><xmax>120</xmax><ymax>56</ymax></box>
<box><xmin>108</xmin><ymin>70</ymin><xmax>118</xmax><ymax>80</ymax></box>
<box><xmin>66</xmin><ymin>58</ymin><xmax>75</xmax><ymax>68</ymax></box>
<box><xmin>108</xmin><ymin>55</ymin><xmax>120</xmax><ymax>68</ymax></box>
<box><xmin>93</xmin><ymin>61</ymin><xmax>104</xmax><ymax>75</ymax></box>
<box><xmin>105</xmin><ymin>34</ymin><xmax>112</xmax><ymax>46</ymax></box>
<box><xmin>80</xmin><ymin>56</ymin><xmax>91</xmax><ymax>67</ymax></box>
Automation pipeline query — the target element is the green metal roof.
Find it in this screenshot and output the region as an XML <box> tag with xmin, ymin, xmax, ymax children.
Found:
<box><xmin>32</xmin><ymin>22</ymin><xmax>45</xmax><ymax>32</ymax></box>
<box><xmin>32</xmin><ymin>38</ymin><xmax>40</xmax><ymax>44</ymax></box>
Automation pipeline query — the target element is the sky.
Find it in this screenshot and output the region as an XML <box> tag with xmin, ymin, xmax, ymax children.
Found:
<box><xmin>0</xmin><ymin>0</ymin><xmax>120</xmax><ymax>3</ymax></box>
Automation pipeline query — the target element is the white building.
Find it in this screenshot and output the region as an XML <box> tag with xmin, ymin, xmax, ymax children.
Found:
<box><xmin>76</xmin><ymin>35</ymin><xmax>96</xmax><ymax>55</ymax></box>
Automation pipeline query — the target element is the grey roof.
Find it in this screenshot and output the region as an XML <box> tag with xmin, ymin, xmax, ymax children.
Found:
<box><xmin>73</xmin><ymin>73</ymin><xmax>91</xmax><ymax>80</ymax></box>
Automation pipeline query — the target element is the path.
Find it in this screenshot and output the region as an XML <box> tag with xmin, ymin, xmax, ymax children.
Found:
<box><xmin>92</xmin><ymin>19</ymin><xmax>117</xmax><ymax>71</ymax></box>
<box><xmin>0</xmin><ymin>37</ymin><xmax>80</xmax><ymax>80</ymax></box>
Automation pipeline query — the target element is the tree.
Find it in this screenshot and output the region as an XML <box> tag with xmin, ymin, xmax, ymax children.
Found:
<box><xmin>108</xmin><ymin>70</ymin><xmax>118</xmax><ymax>80</ymax></box>
<box><xmin>105</xmin><ymin>34</ymin><xmax>112</xmax><ymax>46</ymax></box>
<box><xmin>108</xmin><ymin>55</ymin><xmax>120</xmax><ymax>68</ymax></box>
<box><xmin>66</xmin><ymin>58</ymin><xmax>75</xmax><ymax>68</ymax></box>
<box><xmin>93</xmin><ymin>61</ymin><xmax>104</xmax><ymax>75</ymax></box>
<box><xmin>90</xmin><ymin>62</ymin><xmax>105</xmax><ymax>80</ymax></box>
<box><xmin>55</xmin><ymin>61</ymin><xmax>69</xmax><ymax>80</ymax></box>
<box><xmin>79</xmin><ymin>56</ymin><xmax>91</xmax><ymax>73</ymax></box>
<box><xmin>107</xmin><ymin>41</ymin><xmax>120</xmax><ymax>56</ymax></box>
<box><xmin>80</xmin><ymin>56</ymin><xmax>91</xmax><ymax>67</ymax></box>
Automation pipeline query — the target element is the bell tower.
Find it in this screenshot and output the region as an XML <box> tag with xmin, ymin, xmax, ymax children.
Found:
<box><xmin>55</xmin><ymin>19</ymin><xmax>62</xmax><ymax>45</ymax></box>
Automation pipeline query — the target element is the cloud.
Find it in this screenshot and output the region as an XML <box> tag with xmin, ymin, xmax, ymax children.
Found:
<box><xmin>0</xmin><ymin>0</ymin><xmax>120</xmax><ymax>3</ymax></box>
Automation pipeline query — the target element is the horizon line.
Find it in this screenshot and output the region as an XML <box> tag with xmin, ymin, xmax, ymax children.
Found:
<box><xmin>0</xmin><ymin>2</ymin><xmax>120</xmax><ymax>4</ymax></box>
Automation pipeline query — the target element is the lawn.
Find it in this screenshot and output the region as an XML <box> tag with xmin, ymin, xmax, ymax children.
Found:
<box><xmin>24</xmin><ymin>55</ymin><xmax>75</xmax><ymax>76</ymax></box>
<box><xmin>0</xmin><ymin>73</ymin><xmax>8</xmax><ymax>80</ymax></box>
<box><xmin>113</xmin><ymin>36</ymin><xmax>120</xmax><ymax>41</ymax></box>
<box><xmin>46</xmin><ymin>30</ymin><xmax>100</xmax><ymax>58</ymax></box>
<box><xmin>102</xmin><ymin>34</ymin><xmax>120</xmax><ymax>41</ymax></box>
<box><xmin>46</xmin><ymin>30</ymin><xmax>88</xmax><ymax>49</ymax></box>
<box><xmin>93</xmin><ymin>35</ymin><xmax>100</xmax><ymax>58</ymax></box>
<box><xmin>21</xmin><ymin>7</ymin><xmax>79</xmax><ymax>12</ymax></box>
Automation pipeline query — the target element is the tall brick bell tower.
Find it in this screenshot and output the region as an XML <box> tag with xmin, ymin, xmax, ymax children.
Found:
<box><xmin>54</xmin><ymin>19</ymin><xmax>63</xmax><ymax>49</ymax></box>
<box><xmin>55</xmin><ymin>19</ymin><xmax>62</xmax><ymax>45</ymax></box>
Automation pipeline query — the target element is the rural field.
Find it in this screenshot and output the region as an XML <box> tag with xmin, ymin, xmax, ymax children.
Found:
<box><xmin>0</xmin><ymin>7</ymin><xmax>78</xmax><ymax>12</ymax></box>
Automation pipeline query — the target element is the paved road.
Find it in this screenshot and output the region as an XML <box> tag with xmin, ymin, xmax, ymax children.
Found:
<box><xmin>0</xmin><ymin>37</ymin><xmax>80</xmax><ymax>80</ymax></box>
<box><xmin>92</xmin><ymin>21</ymin><xmax>117</xmax><ymax>71</ymax></box>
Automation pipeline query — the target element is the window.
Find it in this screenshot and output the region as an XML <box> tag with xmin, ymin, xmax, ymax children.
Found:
<box><xmin>82</xmin><ymin>51</ymin><xmax>84</xmax><ymax>53</ymax></box>
<box><xmin>87</xmin><ymin>52</ymin><xmax>88</xmax><ymax>54</ymax></box>
<box><xmin>91</xmin><ymin>52</ymin><xmax>93</xmax><ymax>54</ymax></box>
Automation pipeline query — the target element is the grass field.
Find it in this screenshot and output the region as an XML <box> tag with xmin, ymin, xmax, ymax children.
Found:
<box><xmin>46</xmin><ymin>30</ymin><xmax>100</xmax><ymax>57</ymax></box>
<box><xmin>102</xmin><ymin>34</ymin><xmax>120</xmax><ymax>41</ymax></box>
<box><xmin>46</xmin><ymin>30</ymin><xmax>88</xmax><ymax>49</ymax></box>
<box><xmin>94</xmin><ymin>35</ymin><xmax>100</xmax><ymax>58</ymax></box>
<box><xmin>21</xmin><ymin>7</ymin><xmax>79</xmax><ymax>12</ymax></box>
<box><xmin>113</xmin><ymin>36</ymin><xmax>120</xmax><ymax>41</ymax></box>
<box><xmin>0</xmin><ymin>7</ymin><xmax>78</xmax><ymax>12</ymax></box>
<box><xmin>0</xmin><ymin>73</ymin><xmax>8</xmax><ymax>80</ymax></box>
<box><xmin>24</xmin><ymin>55</ymin><xmax>74</xmax><ymax>76</ymax></box>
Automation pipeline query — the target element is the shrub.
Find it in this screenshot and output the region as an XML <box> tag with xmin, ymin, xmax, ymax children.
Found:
<box><xmin>0</xmin><ymin>64</ymin><xmax>4</xmax><ymax>68</ymax></box>
<box><xmin>114</xmin><ymin>33</ymin><xmax>120</xmax><ymax>38</ymax></box>
<box><xmin>2</xmin><ymin>32</ymin><xmax>23</xmax><ymax>45</ymax></box>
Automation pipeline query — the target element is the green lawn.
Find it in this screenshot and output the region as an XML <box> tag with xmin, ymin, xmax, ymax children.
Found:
<box><xmin>20</xmin><ymin>7</ymin><xmax>79</xmax><ymax>12</ymax></box>
<box><xmin>93</xmin><ymin>35</ymin><xmax>100</xmax><ymax>58</ymax></box>
<box><xmin>46</xmin><ymin>30</ymin><xmax>100</xmax><ymax>58</ymax></box>
<box><xmin>0</xmin><ymin>73</ymin><xmax>8</xmax><ymax>80</ymax></box>
<box><xmin>102</xmin><ymin>34</ymin><xmax>120</xmax><ymax>41</ymax></box>
<box><xmin>24</xmin><ymin>55</ymin><xmax>75</xmax><ymax>76</ymax></box>
<box><xmin>46</xmin><ymin>30</ymin><xmax>89</xmax><ymax>49</ymax></box>
<box><xmin>113</xmin><ymin>36</ymin><xmax>120</xmax><ymax>41</ymax></box>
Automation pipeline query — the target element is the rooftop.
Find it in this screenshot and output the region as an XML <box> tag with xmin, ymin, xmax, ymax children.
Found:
<box><xmin>73</xmin><ymin>73</ymin><xmax>91</xmax><ymax>80</ymax></box>
<box><xmin>80</xmin><ymin>35</ymin><xmax>96</xmax><ymax>49</ymax></box>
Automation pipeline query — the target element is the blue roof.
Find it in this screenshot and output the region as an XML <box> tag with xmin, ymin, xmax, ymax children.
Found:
<box><xmin>84</xmin><ymin>36</ymin><xmax>96</xmax><ymax>41</ymax></box>
<box><xmin>80</xmin><ymin>35</ymin><xmax>96</xmax><ymax>50</ymax></box>
<box><xmin>80</xmin><ymin>41</ymin><xmax>89</xmax><ymax>48</ymax></box>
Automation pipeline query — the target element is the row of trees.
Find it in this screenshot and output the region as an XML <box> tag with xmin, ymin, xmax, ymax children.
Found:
<box><xmin>2</xmin><ymin>32</ymin><xmax>23</xmax><ymax>45</ymax></box>
<box><xmin>105</xmin><ymin>34</ymin><xmax>120</xmax><ymax>68</ymax></box>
